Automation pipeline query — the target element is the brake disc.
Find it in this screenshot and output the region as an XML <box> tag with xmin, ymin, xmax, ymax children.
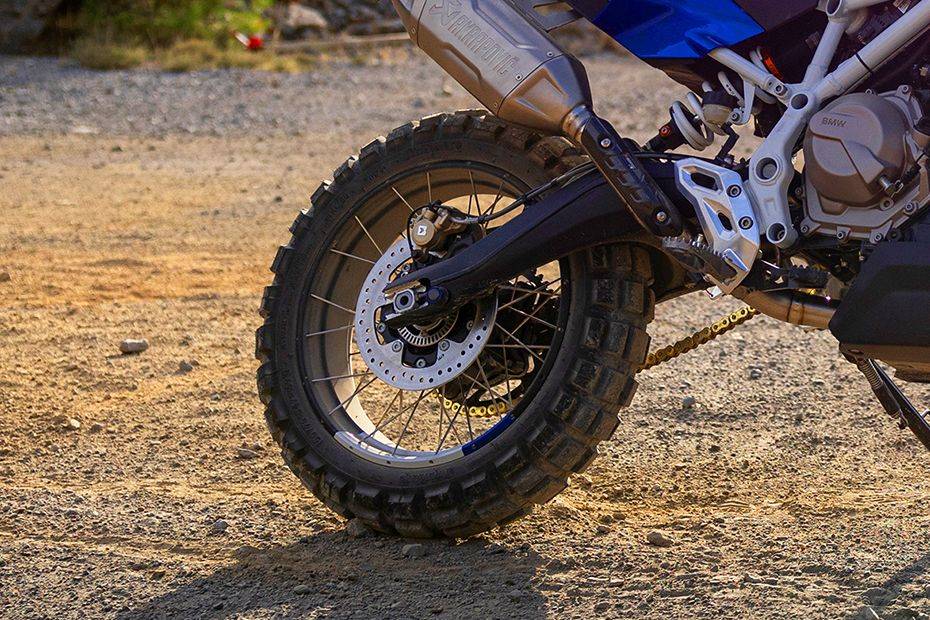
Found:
<box><xmin>354</xmin><ymin>238</ymin><xmax>497</xmax><ymax>391</ymax></box>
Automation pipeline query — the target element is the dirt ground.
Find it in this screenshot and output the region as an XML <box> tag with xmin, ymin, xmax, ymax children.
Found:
<box><xmin>2</xmin><ymin>53</ymin><xmax>930</xmax><ymax>620</ymax></box>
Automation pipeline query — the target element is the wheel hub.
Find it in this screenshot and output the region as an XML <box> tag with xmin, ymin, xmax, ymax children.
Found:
<box><xmin>354</xmin><ymin>239</ymin><xmax>497</xmax><ymax>391</ymax></box>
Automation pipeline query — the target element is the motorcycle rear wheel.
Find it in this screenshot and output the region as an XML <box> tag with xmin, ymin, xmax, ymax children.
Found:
<box><xmin>256</xmin><ymin>110</ymin><xmax>654</xmax><ymax>537</ymax></box>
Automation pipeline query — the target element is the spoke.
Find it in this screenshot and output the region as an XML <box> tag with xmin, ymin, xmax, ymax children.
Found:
<box><xmin>487</xmin><ymin>344</ymin><xmax>551</xmax><ymax>351</ymax></box>
<box><xmin>500</xmin><ymin>337</ymin><xmax>514</xmax><ymax>407</ymax></box>
<box><xmin>509</xmin><ymin>293</ymin><xmax>561</xmax><ymax>334</ymax></box>
<box><xmin>362</xmin><ymin>389</ymin><xmax>427</xmax><ymax>443</ymax></box>
<box><xmin>305</xmin><ymin>324</ymin><xmax>354</xmax><ymax>339</ymax></box>
<box><xmin>499</xmin><ymin>284</ymin><xmax>561</xmax><ymax>297</ymax></box>
<box><xmin>325</xmin><ymin>376</ymin><xmax>378</xmax><ymax>416</ymax></box>
<box><xmin>482</xmin><ymin>179</ymin><xmax>506</xmax><ymax>218</ymax></box>
<box><xmin>391</xmin><ymin>186</ymin><xmax>415</xmax><ymax>213</ymax></box>
<box><xmin>467</xmin><ymin>170</ymin><xmax>480</xmax><ymax>216</ymax></box>
<box><xmin>436</xmin><ymin>401</ymin><xmax>463</xmax><ymax>454</ymax></box>
<box><xmin>355</xmin><ymin>215</ymin><xmax>383</xmax><ymax>254</ymax></box>
<box><xmin>426</xmin><ymin>171</ymin><xmax>433</xmax><ymax>204</ymax></box>
<box><xmin>330</xmin><ymin>248</ymin><xmax>375</xmax><ymax>265</ymax></box>
<box><xmin>392</xmin><ymin>390</ymin><xmax>429</xmax><ymax>455</ymax></box>
<box><xmin>476</xmin><ymin>357</ymin><xmax>506</xmax><ymax>422</ymax></box>
<box><xmin>498</xmin><ymin>286</ymin><xmax>561</xmax><ymax>312</ymax></box>
<box><xmin>310</xmin><ymin>370</ymin><xmax>372</xmax><ymax>384</ymax></box>
<box><xmin>494</xmin><ymin>323</ymin><xmax>546</xmax><ymax>364</ymax></box>
<box><xmin>369</xmin><ymin>389</ymin><xmax>403</xmax><ymax>438</ymax></box>
<box><xmin>310</xmin><ymin>294</ymin><xmax>356</xmax><ymax>315</ymax></box>
<box><xmin>500</xmin><ymin>305</ymin><xmax>557</xmax><ymax>330</ymax></box>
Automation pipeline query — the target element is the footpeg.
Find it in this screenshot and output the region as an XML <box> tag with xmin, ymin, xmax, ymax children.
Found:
<box><xmin>846</xmin><ymin>348</ymin><xmax>930</xmax><ymax>452</ymax></box>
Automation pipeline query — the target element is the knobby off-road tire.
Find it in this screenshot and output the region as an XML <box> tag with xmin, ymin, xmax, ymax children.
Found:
<box><xmin>256</xmin><ymin>110</ymin><xmax>655</xmax><ymax>538</ymax></box>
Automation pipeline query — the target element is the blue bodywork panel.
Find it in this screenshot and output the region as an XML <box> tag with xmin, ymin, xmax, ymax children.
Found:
<box><xmin>579</xmin><ymin>0</ymin><xmax>765</xmax><ymax>60</ymax></box>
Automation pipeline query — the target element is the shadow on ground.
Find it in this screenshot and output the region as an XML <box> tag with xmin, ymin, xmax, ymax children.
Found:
<box><xmin>117</xmin><ymin>530</ymin><xmax>548</xmax><ymax>619</ymax></box>
<box><xmin>845</xmin><ymin>552</ymin><xmax>930</xmax><ymax>620</ymax></box>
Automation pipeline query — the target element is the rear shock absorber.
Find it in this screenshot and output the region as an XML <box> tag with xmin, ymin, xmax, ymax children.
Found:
<box><xmin>646</xmin><ymin>48</ymin><xmax>779</xmax><ymax>153</ymax></box>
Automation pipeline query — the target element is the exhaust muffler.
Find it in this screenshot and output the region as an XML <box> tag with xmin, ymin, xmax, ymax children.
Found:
<box><xmin>392</xmin><ymin>0</ymin><xmax>684</xmax><ymax>237</ymax></box>
<box><xmin>392</xmin><ymin>0</ymin><xmax>592</xmax><ymax>136</ymax></box>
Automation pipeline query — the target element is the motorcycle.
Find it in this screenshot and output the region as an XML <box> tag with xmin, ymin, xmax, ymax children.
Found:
<box><xmin>256</xmin><ymin>0</ymin><xmax>930</xmax><ymax>537</ymax></box>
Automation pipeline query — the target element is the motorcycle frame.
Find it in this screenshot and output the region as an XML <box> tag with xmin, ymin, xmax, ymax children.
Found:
<box><xmin>717</xmin><ymin>0</ymin><xmax>930</xmax><ymax>251</ymax></box>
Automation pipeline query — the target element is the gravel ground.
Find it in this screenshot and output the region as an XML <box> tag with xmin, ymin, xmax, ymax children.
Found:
<box><xmin>2</xmin><ymin>52</ymin><xmax>930</xmax><ymax>620</ymax></box>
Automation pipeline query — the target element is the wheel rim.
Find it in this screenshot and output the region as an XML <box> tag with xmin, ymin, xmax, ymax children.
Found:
<box><xmin>298</xmin><ymin>163</ymin><xmax>568</xmax><ymax>468</ymax></box>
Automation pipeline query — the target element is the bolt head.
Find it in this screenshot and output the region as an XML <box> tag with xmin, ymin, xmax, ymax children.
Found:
<box><xmin>377</xmin><ymin>323</ymin><xmax>387</xmax><ymax>333</ymax></box>
<box><xmin>655</xmin><ymin>211</ymin><xmax>669</xmax><ymax>224</ymax></box>
<box><xmin>439</xmin><ymin>340</ymin><xmax>450</xmax><ymax>351</ymax></box>
<box><xmin>391</xmin><ymin>341</ymin><xmax>403</xmax><ymax>352</ymax></box>
<box><xmin>415</xmin><ymin>358</ymin><xmax>427</xmax><ymax>368</ymax></box>
<box><xmin>600</xmin><ymin>138</ymin><xmax>612</xmax><ymax>149</ymax></box>
<box><xmin>738</xmin><ymin>216</ymin><xmax>753</xmax><ymax>230</ymax></box>
<box><xmin>905</xmin><ymin>201</ymin><xmax>918</xmax><ymax>214</ymax></box>
<box><xmin>727</xmin><ymin>185</ymin><xmax>742</xmax><ymax>198</ymax></box>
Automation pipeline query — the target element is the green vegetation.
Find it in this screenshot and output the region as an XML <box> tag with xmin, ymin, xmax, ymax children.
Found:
<box><xmin>71</xmin><ymin>0</ymin><xmax>274</xmax><ymax>48</ymax></box>
<box><xmin>62</xmin><ymin>0</ymin><xmax>318</xmax><ymax>72</ymax></box>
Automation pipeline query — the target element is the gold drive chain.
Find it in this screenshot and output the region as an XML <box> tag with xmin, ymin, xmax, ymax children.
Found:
<box><xmin>639</xmin><ymin>306</ymin><xmax>759</xmax><ymax>372</ymax></box>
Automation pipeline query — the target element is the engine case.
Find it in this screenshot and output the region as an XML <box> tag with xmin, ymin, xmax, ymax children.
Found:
<box><xmin>801</xmin><ymin>87</ymin><xmax>929</xmax><ymax>243</ymax></box>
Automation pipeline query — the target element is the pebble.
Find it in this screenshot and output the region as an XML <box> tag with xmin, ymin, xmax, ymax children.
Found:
<box><xmin>119</xmin><ymin>339</ymin><xmax>149</xmax><ymax>354</ymax></box>
<box><xmin>236</xmin><ymin>448</ymin><xmax>259</xmax><ymax>460</ymax></box>
<box><xmin>594</xmin><ymin>601</ymin><xmax>611</xmax><ymax>612</ymax></box>
<box><xmin>293</xmin><ymin>584</ymin><xmax>312</xmax><ymax>595</ymax></box>
<box><xmin>749</xmin><ymin>368</ymin><xmax>763</xmax><ymax>380</ymax></box>
<box><xmin>345</xmin><ymin>518</ymin><xmax>373</xmax><ymax>538</ymax></box>
<box><xmin>682</xmin><ymin>396</ymin><xmax>697</xmax><ymax>409</ymax></box>
<box><xmin>646</xmin><ymin>530</ymin><xmax>675</xmax><ymax>547</ymax></box>
<box><xmin>90</xmin><ymin>423</ymin><xmax>104</xmax><ymax>433</ymax></box>
<box><xmin>402</xmin><ymin>543</ymin><xmax>426</xmax><ymax>558</ymax></box>
<box><xmin>178</xmin><ymin>361</ymin><xmax>194</xmax><ymax>373</ymax></box>
<box><xmin>210</xmin><ymin>519</ymin><xmax>229</xmax><ymax>535</ymax></box>
<box><xmin>0</xmin><ymin>272</ymin><xmax>10</xmax><ymax>283</ymax></box>
<box><xmin>65</xmin><ymin>418</ymin><xmax>81</xmax><ymax>431</ymax></box>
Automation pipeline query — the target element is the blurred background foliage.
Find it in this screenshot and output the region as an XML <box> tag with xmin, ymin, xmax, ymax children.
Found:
<box><xmin>63</xmin><ymin>0</ymin><xmax>274</xmax><ymax>47</ymax></box>
<box><xmin>49</xmin><ymin>0</ymin><xmax>326</xmax><ymax>71</ymax></box>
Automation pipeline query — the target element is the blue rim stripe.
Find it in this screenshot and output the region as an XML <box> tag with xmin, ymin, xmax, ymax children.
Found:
<box><xmin>462</xmin><ymin>413</ymin><xmax>516</xmax><ymax>456</ymax></box>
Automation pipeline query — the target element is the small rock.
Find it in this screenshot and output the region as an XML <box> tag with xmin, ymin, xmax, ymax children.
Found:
<box><xmin>236</xmin><ymin>448</ymin><xmax>259</xmax><ymax>460</ymax></box>
<box><xmin>402</xmin><ymin>543</ymin><xmax>426</xmax><ymax>558</ymax></box>
<box><xmin>90</xmin><ymin>423</ymin><xmax>104</xmax><ymax>433</ymax></box>
<box><xmin>596</xmin><ymin>524</ymin><xmax>611</xmax><ymax>535</ymax></box>
<box><xmin>119</xmin><ymin>339</ymin><xmax>149</xmax><ymax>354</ymax></box>
<box><xmin>594</xmin><ymin>601</ymin><xmax>611</xmax><ymax>612</ymax></box>
<box><xmin>345</xmin><ymin>519</ymin><xmax>373</xmax><ymax>538</ymax></box>
<box><xmin>749</xmin><ymin>368</ymin><xmax>763</xmax><ymax>380</ymax></box>
<box><xmin>812</xmin><ymin>378</ymin><xmax>826</xmax><ymax>386</ymax></box>
<box><xmin>0</xmin><ymin>272</ymin><xmax>10</xmax><ymax>283</ymax></box>
<box><xmin>210</xmin><ymin>519</ymin><xmax>229</xmax><ymax>535</ymax></box>
<box><xmin>178</xmin><ymin>361</ymin><xmax>194</xmax><ymax>373</ymax></box>
<box><xmin>682</xmin><ymin>396</ymin><xmax>697</xmax><ymax>409</ymax></box>
<box><xmin>507</xmin><ymin>589</ymin><xmax>524</xmax><ymax>602</ymax></box>
<box><xmin>64</xmin><ymin>418</ymin><xmax>81</xmax><ymax>431</ymax></box>
<box><xmin>293</xmin><ymin>584</ymin><xmax>312</xmax><ymax>595</ymax></box>
<box><xmin>646</xmin><ymin>530</ymin><xmax>675</xmax><ymax>547</ymax></box>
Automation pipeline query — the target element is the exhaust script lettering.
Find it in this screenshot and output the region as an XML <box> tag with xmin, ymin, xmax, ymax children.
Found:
<box><xmin>428</xmin><ymin>0</ymin><xmax>519</xmax><ymax>76</ymax></box>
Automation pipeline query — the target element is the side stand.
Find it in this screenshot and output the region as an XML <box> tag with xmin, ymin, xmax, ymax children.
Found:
<box><xmin>844</xmin><ymin>347</ymin><xmax>930</xmax><ymax>452</ymax></box>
